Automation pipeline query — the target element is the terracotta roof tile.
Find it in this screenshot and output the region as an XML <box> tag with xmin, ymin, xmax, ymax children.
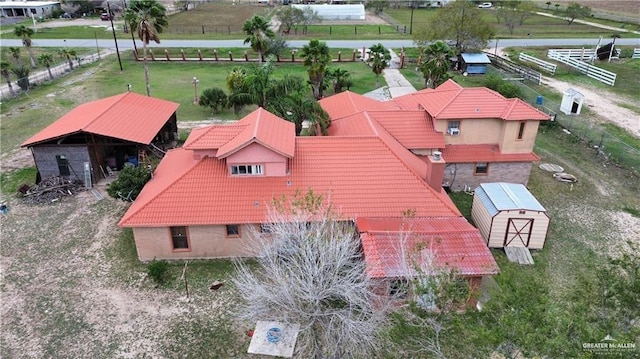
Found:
<box><xmin>22</xmin><ymin>92</ymin><xmax>179</xmax><ymax>147</ymax></box>
<box><xmin>392</xmin><ymin>80</ymin><xmax>550</xmax><ymax>121</ymax></box>
<box><xmin>319</xmin><ymin>91</ymin><xmax>398</xmax><ymax>119</ymax></box>
<box><xmin>365</xmin><ymin>110</ymin><xmax>445</xmax><ymax>149</ymax></box>
<box><xmin>216</xmin><ymin>108</ymin><xmax>295</xmax><ymax>158</ymax></box>
<box><xmin>357</xmin><ymin>217</ymin><xmax>499</xmax><ymax>278</ymax></box>
<box><xmin>183</xmin><ymin>124</ymin><xmax>248</xmax><ymax>150</ymax></box>
<box><xmin>441</xmin><ymin>144</ymin><xmax>540</xmax><ymax>163</ymax></box>
<box><xmin>119</xmin><ymin>136</ymin><xmax>461</xmax><ymax>227</ymax></box>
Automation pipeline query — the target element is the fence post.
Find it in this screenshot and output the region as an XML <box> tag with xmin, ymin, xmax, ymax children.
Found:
<box><xmin>202</xmin><ymin>25</ymin><xmax>205</xmax><ymax>34</ymax></box>
<box><xmin>244</xmin><ymin>51</ymin><xmax>249</xmax><ymax>61</ymax></box>
<box><xmin>181</xmin><ymin>50</ymin><xmax>186</xmax><ymax>61</ymax></box>
<box><xmin>338</xmin><ymin>51</ymin><xmax>341</xmax><ymax>62</ymax></box>
<box><xmin>214</xmin><ymin>49</ymin><xmax>218</xmax><ymax>61</ymax></box>
<box><xmin>198</xmin><ymin>49</ymin><xmax>202</xmax><ymax>61</ymax></box>
<box><xmin>330</xmin><ymin>26</ymin><xmax>331</xmax><ymax>35</ymax></box>
<box><xmin>354</xmin><ymin>26</ymin><xmax>357</xmax><ymax>35</ymax></box>
<box><xmin>229</xmin><ymin>51</ymin><xmax>233</xmax><ymax>61</ymax></box>
<box><xmin>378</xmin><ymin>26</ymin><xmax>380</xmax><ymax>35</ymax></box>
<box><xmin>165</xmin><ymin>49</ymin><xmax>170</xmax><ymax>61</ymax></box>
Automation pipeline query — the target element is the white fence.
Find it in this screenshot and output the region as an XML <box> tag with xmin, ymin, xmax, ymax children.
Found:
<box><xmin>633</xmin><ymin>48</ymin><xmax>640</xmax><ymax>59</ymax></box>
<box><xmin>519</xmin><ymin>53</ymin><xmax>557</xmax><ymax>75</ymax></box>
<box><xmin>547</xmin><ymin>48</ymin><xmax>597</xmax><ymax>61</ymax></box>
<box><xmin>547</xmin><ymin>51</ymin><xmax>617</xmax><ymax>86</ymax></box>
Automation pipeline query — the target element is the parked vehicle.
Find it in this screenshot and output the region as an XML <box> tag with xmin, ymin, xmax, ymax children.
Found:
<box><xmin>100</xmin><ymin>13</ymin><xmax>113</xmax><ymax>21</ymax></box>
<box><xmin>477</xmin><ymin>2</ymin><xmax>492</xmax><ymax>8</ymax></box>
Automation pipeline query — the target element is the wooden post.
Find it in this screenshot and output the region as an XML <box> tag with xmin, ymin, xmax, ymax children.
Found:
<box><xmin>338</xmin><ymin>51</ymin><xmax>341</xmax><ymax>62</ymax></box>
<box><xmin>229</xmin><ymin>51</ymin><xmax>233</xmax><ymax>61</ymax></box>
<box><xmin>291</xmin><ymin>50</ymin><xmax>295</xmax><ymax>62</ymax></box>
<box><xmin>149</xmin><ymin>49</ymin><xmax>155</xmax><ymax>61</ymax></box>
<box><xmin>352</xmin><ymin>49</ymin><xmax>356</xmax><ymax>61</ymax></box>
<box><xmin>244</xmin><ymin>51</ymin><xmax>249</xmax><ymax>61</ymax></box>
<box><xmin>214</xmin><ymin>49</ymin><xmax>218</xmax><ymax>61</ymax></box>
<box><xmin>164</xmin><ymin>49</ymin><xmax>170</xmax><ymax>61</ymax></box>
<box><xmin>197</xmin><ymin>49</ymin><xmax>202</xmax><ymax>61</ymax></box>
<box><xmin>181</xmin><ymin>49</ymin><xmax>186</xmax><ymax>61</ymax></box>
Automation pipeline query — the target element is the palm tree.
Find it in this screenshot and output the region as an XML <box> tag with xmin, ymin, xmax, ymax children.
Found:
<box><xmin>367</xmin><ymin>43</ymin><xmax>391</xmax><ymax>87</ymax></box>
<box><xmin>0</xmin><ymin>61</ymin><xmax>16</xmax><ymax>96</ymax></box>
<box><xmin>58</xmin><ymin>48</ymin><xmax>77</xmax><ymax>70</ymax></box>
<box><xmin>269</xmin><ymin>89</ymin><xmax>330</xmax><ymax>136</ymax></box>
<box><xmin>12</xmin><ymin>65</ymin><xmax>30</xmax><ymax>92</ymax></box>
<box><xmin>419</xmin><ymin>40</ymin><xmax>454</xmax><ymax>88</ymax></box>
<box><xmin>226</xmin><ymin>66</ymin><xmax>250</xmax><ymax>115</ymax></box>
<box><xmin>326</xmin><ymin>67</ymin><xmax>352</xmax><ymax>94</ymax></box>
<box><xmin>9</xmin><ymin>47</ymin><xmax>22</xmax><ymax>67</ymax></box>
<box><xmin>125</xmin><ymin>0</ymin><xmax>168</xmax><ymax>96</ymax></box>
<box><xmin>242</xmin><ymin>15</ymin><xmax>275</xmax><ymax>63</ymax></box>
<box><xmin>13</xmin><ymin>25</ymin><xmax>37</xmax><ymax>68</ymax></box>
<box><xmin>38</xmin><ymin>53</ymin><xmax>55</xmax><ymax>80</ymax></box>
<box><xmin>299</xmin><ymin>39</ymin><xmax>331</xmax><ymax>100</ymax></box>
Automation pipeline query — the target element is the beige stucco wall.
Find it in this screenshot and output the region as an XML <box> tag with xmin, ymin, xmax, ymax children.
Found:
<box><xmin>133</xmin><ymin>224</ymin><xmax>258</xmax><ymax>261</ymax></box>
<box><xmin>488</xmin><ymin>211</ymin><xmax>549</xmax><ymax>249</ymax></box>
<box><xmin>437</xmin><ymin>119</ymin><xmax>538</xmax><ymax>154</ymax></box>
<box><xmin>444</xmin><ymin>162</ymin><xmax>533</xmax><ymax>192</ymax></box>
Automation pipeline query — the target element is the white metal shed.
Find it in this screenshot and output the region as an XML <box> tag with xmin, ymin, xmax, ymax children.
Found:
<box><xmin>292</xmin><ymin>4</ymin><xmax>365</xmax><ymax>20</ymax></box>
<box><xmin>471</xmin><ymin>183</ymin><xmax>550</xmax><ymax>249</ymax></box>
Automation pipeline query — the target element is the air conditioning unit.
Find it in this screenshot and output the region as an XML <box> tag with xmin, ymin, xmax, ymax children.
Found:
<box><xmin>447</xmin><ymin>128</ymin><xmax>460</xmax><ymax>136</ymax></box>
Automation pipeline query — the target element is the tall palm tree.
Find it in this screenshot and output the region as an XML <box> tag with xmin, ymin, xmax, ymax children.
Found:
<box><xmin>9</xmin><ymin>47</ymin><xmax>22</xmax><ymax>67</ymax></box>
<box><xmin>299</xmin><ymin>39</ymin><xmax>331</xmax><ymax>100</ymax></box>
<box><xmin>226</xmin><ymin>66</ymin><xmax>250</xmax><ymax>115</ymax></box>
<box><xmin>13</xmin><ymin>25</ymin><xmax>37</xmax><ymax>68</ymax></box>
<box><xmin>125</xmin><ymin>0</ymin><xmax>168</xmax><ymax>97</ymax></box>
<box><xmin>38</xmin><ymin>53</ymin><xmax>55</xmax><ymax>80</ymax></box>
<box><xmin>419</xmin><ymin>40</ymin><xmax>454</xmax><ymax>88</ymax></box>
<box><xmin>0</xmin><ymin>61</ymin><xmax>16</xmax><ymax>96</ymax></box>
<box><xmin>58</xmin><ymin>48</ymin><xmax>77</xmax><ymax>71</ymax></box>
<box><xmin>269</xmin><ymin>89</ymin><xmax>329</xmax><ymax>136</ymax></box>
<box><xmin>326</xmin><ymin>67</ymin><xmax>352</xmax><ymax>94</ymax></box>
<box><xmin>242</xmin><ymin>15</ymin><xmax>275</xmax><ymax>63</ymax></box>
<box><xmin>367</xmin><ymin>43</ymin><xmax>391</xmax><ymax>87</ymax></box>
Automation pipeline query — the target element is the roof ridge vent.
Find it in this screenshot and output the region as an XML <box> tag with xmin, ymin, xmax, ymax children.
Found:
<box><xmin>500</xmin><ymin>183</ymin><xmax>523</xmax><ymax>209</ymax></box>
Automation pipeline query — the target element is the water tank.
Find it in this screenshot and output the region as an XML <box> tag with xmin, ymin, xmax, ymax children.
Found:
<box><xmin>433</xmin><ymin>151</ymin><xmax>442</xmax><ymax>161</ymax></box>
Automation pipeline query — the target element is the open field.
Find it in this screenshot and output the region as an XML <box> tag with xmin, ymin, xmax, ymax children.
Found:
<box><xmin>2</xmin><ymin>50</ymin><xmax>639</xmax><ymax>357</ymax></box>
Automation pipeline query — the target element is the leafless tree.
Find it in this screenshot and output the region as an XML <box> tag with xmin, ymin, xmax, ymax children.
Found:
<box><xmin>232</xmin><ymin>190</ymin><xmax>390</xmax><ymax>359</ymax></box>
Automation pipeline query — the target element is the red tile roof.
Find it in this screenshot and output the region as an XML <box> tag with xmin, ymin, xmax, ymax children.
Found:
<box><xmin>357</xmin><ymin>217</ymin><xmax>499</xmax><ymax>278</ymax></box>
<box><xmin>22</xmin><ymin>92</ymin><xmax>179</xmax><ymax>147</ymax></box>
<box><xmin>392</xmin><ymin>79</ymin><xmax>549</xmax><ymax>121</ymax></box>
<box><xmin>319</xmin><ymin>91</ymin><xmax>398</xmax><ymax>120</ymax></box>
<box><xmin>364</xmin><ymin>110</ymin><xmax>445</xmax><ymax>149</ymax></box>
<box><xmin>183</xmin><ymin>124</ymin><xmax>248</xmax><ymax>151</ymax></box>
<box><xmin>215</xmin><ymin>108</ymin><xmax>295</xmax><ymax>158</ymax></box>
<box><xmin>441</xmin><ymin>144</ymin><xmax>540</xmax><ymax>163</ymax></box>
<box><xmin>327</xmin><ymin>111</ymin><xmax>429</xmax><ymax>179</ymax></box>
<box><xmin>119</xmin><ymin>136</ymin><xmax>461</xmax><ymax>227</ymax></box>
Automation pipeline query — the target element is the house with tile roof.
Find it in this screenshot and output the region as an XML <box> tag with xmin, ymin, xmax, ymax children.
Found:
<box><xmin>22</xmin><ymin>92</ymin><xmax>179</xmax><ymax>184</ymax></box>
<box><xmin>320</xmin><ymin>80</ymin><xmax>549</xmax><ymax>191</ymax></box>
<box><xmin>119</xmin><ymin>106</ymin><xmax>498</xmax><ymax>301</ymax></box>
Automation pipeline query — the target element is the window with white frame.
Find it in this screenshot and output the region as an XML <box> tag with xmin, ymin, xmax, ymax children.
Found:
<box><xmin>230</xmin><ymin>164</ymin><xmax>263</xmax><ymax>176</ymax></box>
<box><xmin>447</xmin><ymin>120</ymin><xmax>460</xmax><ymax>131</ymax></box>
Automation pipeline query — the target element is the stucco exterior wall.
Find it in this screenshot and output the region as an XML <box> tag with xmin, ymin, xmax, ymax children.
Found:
<box><xmin>133</xmin><ymin>224</ymin><xmax>258</xmax><ymax>261</ymax></box>
<box><xmin>227</xmin><ymin>142</ymin><xmax>288</xmax><ymax>177</ymax></box>
<box><xmin>32</xmin><ymin>145</ymin><xmax>91</xmax><ymax>181</ymax></box>
<box><xmin>436</xmin><ymin>119</ymin><xmax>538</xmax><ymax>154</ymax></box>
<box><xmin>444</xmin><ymin>162</ymin><xmax>533</xmax><ymax>192</ymax></box>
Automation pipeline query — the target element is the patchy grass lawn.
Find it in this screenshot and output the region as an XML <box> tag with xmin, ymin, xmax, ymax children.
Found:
<box><xmin>1</xmin><ymin>52</ymin><xmax>639</xmax><ymax>358</ymax></box>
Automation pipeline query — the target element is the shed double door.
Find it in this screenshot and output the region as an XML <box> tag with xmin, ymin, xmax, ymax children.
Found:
<box><xmin>503</xmin><ymin>218</ymin><xmax>533</xmax><ymax>247</ymax></box>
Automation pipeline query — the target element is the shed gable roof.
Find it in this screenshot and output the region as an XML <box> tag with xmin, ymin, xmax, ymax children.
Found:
<box><xmin>21</xmin><ymin>92</ymin><xmax>179</xmax><ymax>147</ymax></box>
<box><xmin>475</xmin><ymin>182</ymin><xmax>546</xmax><ymax>215</ymax></box>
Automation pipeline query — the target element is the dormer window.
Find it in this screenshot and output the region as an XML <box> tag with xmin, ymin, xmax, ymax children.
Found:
<box><xmin>230</xmin><ymin>164</ymin><xmax>263</xmax><ymax>176</ymax></box>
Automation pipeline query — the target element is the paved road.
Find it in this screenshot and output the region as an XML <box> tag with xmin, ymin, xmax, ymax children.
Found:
<box><xmin>1</xmin><ymin>38</ymin><xmax>639</xmax><ymax>50</ymax></box>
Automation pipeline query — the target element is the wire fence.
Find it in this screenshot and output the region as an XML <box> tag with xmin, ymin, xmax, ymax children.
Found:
<box><xmin>0</xmin><ymin>52</ymin><xmax>106</xmax><ymax>101</ymax></box>
<box><xmin>489</xmin><ymin>64</ymin><xmax>639</xmax><ymax>172</ymax></box>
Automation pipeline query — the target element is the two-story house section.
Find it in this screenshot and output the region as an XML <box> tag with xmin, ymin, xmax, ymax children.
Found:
<box><xmin>391</xmin><ymin>80</ymin><xmax>550</xmax><ymax>191</ymax></box>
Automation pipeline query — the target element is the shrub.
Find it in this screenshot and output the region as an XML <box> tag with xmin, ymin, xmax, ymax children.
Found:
<box><xmin>484</xmin><ymin>74</ymin><xmax>522</xmax><ymax>98</ymax></box>
<box><xmin>147</xmin><ymin>258</ymin><xmax>169</xmax><ymax>285</ymax></box>
<box><xmin>106</xmin><ymin>165</ymin><xmax>152</xmax><ymax>201</ymax></box>
<box><xmin>199</xmin><ymin>87</ymin><xmax>228</xmax><ymax>114</ymax></box>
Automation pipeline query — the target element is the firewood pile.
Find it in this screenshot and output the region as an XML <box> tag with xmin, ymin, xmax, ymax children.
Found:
<box><xmin>21</xmin><ymin>176</ymin><xmax>85</xmax><ymax>204</ymax></box>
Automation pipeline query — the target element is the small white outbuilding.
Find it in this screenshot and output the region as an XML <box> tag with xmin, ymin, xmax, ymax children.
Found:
<box><xmin>560</xmin><ymin>88</ymin><xmax>584</xmax><ymax>115</ymax></box>
<box><xmin>471</xmin><ymin>183</ymin><xmax>550</xmax><ymax>249</ymax></box>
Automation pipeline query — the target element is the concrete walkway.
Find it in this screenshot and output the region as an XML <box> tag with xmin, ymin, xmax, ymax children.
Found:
<box><xmin>364</xmin><ymin>48</ymin><xmax>417</xmax><ymax>101</ymax></box>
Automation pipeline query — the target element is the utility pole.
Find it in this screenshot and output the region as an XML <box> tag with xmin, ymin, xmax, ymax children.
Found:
<box><xmin>107</xmin><ymin>2</ymin><xmax>123</xmax><ymax>72</ymax></box>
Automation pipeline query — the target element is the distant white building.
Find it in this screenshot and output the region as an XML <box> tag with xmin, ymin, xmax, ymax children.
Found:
<box><xmin>0</xmin><ymin>1</ymin><xmax>60</xmax><ymax>18</ymax></box>
<box><xmin>292</xmin><ymin>4</ymin><xmax>365</xmax><ymax>20</ymax></box>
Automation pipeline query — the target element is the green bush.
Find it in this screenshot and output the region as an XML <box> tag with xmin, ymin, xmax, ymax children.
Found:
<box><xmin>147</xmin><ymin>258</ymin><xmax>169</xmax><ymax>285</ymax></box>
<box><xmin>106</xmin><ymin>165</ymin><xmax>152</xmax><ymax>201</ymax></box>
<box><xmin>484</xmin><ymin>74</ymin><xmax>522</xmax><ymax>98</ymax></box>
<box><xmin>199</xmin><ymin>87</ymin><xmax>228</xmax><ymax>114</ymax></box>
